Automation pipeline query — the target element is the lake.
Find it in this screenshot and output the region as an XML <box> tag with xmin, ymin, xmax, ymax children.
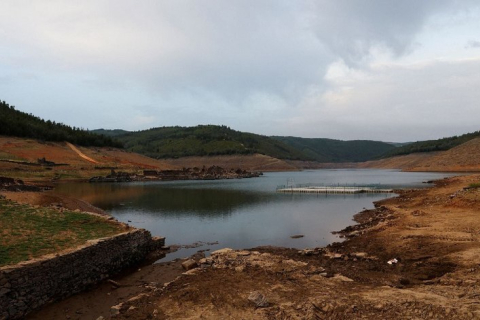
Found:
<box><xmin>55</xmin><ymin>169</ymin><xmax>453</xmax><ymax>260</ymax></box>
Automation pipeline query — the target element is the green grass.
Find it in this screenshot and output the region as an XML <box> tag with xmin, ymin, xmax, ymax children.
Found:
<box><xmin>0</xmin><ymin>198</ymin><xmax>123</xmax><ymax>267</ymax></box>
<box><xmin>468</xmin><ymin>182</ymin><xmax>480</xmax><ymax>189</ymax></box>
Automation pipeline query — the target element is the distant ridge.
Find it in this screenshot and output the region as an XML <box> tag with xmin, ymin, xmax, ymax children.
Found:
<box><xmin>94</xmin><ymin>126</ymin><xmax>396</xmax><ymax>163</ymax></box>
<box><xmin>94</xmin><ymin>125</ymin><xmax>307</xmax><ymax>160</ymax></box>
<box><xmin>271</xmin><ymin>136</ymin><xmax>396</xmax><ymax>163</ymax></box>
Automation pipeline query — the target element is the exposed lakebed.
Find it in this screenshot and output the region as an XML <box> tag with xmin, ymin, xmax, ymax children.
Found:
<box><xmin>55</xmin><ymin>169</ymin><xmax>454</xmax><ymax>260</ymax></box>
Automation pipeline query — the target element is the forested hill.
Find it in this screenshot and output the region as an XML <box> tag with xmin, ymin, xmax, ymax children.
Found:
<box><xmin>381</xmin><ymin>130</ymin><xmax>480</xmax><ymax>158</ymax></box>
<box><xmin>95</xmin><ymin>125</ymin><xmax>308</xmax><ymax>160</ymax></box>
<box><xmin>95</xmin><ymin>126</ymin><xmax>398</xmax><ymax>162</ymax></box>
<box><xmin>0</xmin><ymin>101</ymin><xmax>123</xmax><ymax>148</ymax></box>
<box><xmin>272</xmin><ymin>136</ymin><xmax>396</xmax><ymax>162</ymax></box>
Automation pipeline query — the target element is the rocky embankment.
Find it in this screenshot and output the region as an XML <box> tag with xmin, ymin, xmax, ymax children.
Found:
<box><xmin>89</xmin><ymin>166</ymin><xmax>262</xmax><ymax>183</ymax></box>
<box><xmin>0</xmin><ymin>177</ymin><xmax>51</xmax><ymax>192</ymax></box>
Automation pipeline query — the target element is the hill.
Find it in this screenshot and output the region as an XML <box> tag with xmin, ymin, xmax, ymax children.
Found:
<box><xmin>94</xmin><ymin>125</ymin><xmax>309</xmax><ymax>160</ymax></box>
<box><xmin>382</xmin><ymin>130</ymin><xmax>480</xmax><ymax>158</ymax></box>
<box><xmin>0</xmin><ymin>136</ymin><xmax>178</xmax><ymax>181</ymax></box>
<box><xmin>272</xmin><ymin>136</ymin><xmax>396</xmax><ymax>162</ymax></box>
<box><xmin>95</xmin><ymin>126</ymin><xmax>397</xmax><ymax>163</ymax></box>
<box><xmin>360</xmin><ymin>138</ymin><xmax>480</xmax><ymax>172</ymax></box>
<box><xmin>0</xmin><ymin>101</ymin><xmax>122</xmax><ymax>148</ymax></box>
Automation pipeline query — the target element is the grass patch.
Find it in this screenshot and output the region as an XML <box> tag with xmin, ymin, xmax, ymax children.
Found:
<box><xmin>468</xmin><ymin>182</ymin><xmax>480</xmax><ymax>189</ymax></box>
<box><xmin>0</xmin><ymin>151</ymin><xmax>27</xmax><ymax>161</ymax></box>
<box><xmin>0</xmin><ymin>198</ymin><xmax>123</xmax><ymax>267</ymax></box>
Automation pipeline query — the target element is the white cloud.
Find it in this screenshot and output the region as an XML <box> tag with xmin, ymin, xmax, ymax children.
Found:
<box><xmin>286</xmin><ymin>57</ymin><xmax>480</xmax><ymax>141</ymax></box>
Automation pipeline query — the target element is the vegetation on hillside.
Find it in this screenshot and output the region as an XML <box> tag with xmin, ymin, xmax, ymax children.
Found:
<box><xmin>272</xmin><ymin>136</ymin><xmax>396</xmax><ymax>162</ymax></box>
<box><xmin>100</xmin><ymin>125</ymin><xmax>309</xmax><ymax>160</ymax></box>
<box><xmin>91</xmin><ymin>129</ymin><xmax>129</xmax><ymax>137</ymax></box>
<box><xmin>382</xmin><ymin>131</ymin><xmax>480</xmax><ymax>158</ymax></box>
<box><xmin>0</xmin><ymin>100</ymin><xmax>123</xmax><ymax>148</ymax></box>
<box><xmin>96</xmin><ymin>126</ymin><xmax>398</xmax><ymax>162</ymax></box>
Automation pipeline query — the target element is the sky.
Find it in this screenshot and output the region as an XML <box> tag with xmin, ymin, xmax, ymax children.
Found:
<box><xmin>1</xmin><ymin>1</ymin><xmax>480</xmax><ymax>142</ymax></box>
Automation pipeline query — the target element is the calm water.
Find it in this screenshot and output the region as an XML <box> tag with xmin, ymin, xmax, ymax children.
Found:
<box><xmin>55</xmin><ymin>169</ymin><xmax>453</xmax><ymax>260</ymax></box>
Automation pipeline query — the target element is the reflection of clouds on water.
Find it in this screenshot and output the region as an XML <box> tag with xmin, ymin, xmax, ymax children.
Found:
<box><xmin>55</xmin><ymin>170</ymin><xmax>454</xmax><ymax>258</ymax></box>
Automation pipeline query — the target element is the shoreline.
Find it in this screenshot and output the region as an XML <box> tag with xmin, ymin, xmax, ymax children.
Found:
<box><xmin>99</xmin><ymin>173</ymin><xmax>480</xmax><ymax>318</ymax></box>
<box><xmin>4</xmin><ymin>173</ymin><xmax>480</xmax><ymax>318</ymax></box>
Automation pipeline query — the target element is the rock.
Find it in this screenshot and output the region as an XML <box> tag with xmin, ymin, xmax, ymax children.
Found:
<box><xmin>299</xmin><ymin>249</ymin><xmax>315</xmax><ymax>256</ymax></box>
<box><xmin>181</xmin><ymin>259</ymin><xmax>198</xmax><ymax>271</ymax></box>
<box><xmin>183</xmin><ymin>268</ymin><xmax>200</xmax><ymax>276</ymax></box>
<box><xmin>235</xmin><ymin>266</ymin><xmax>245</xmax><ymax>273</ymax></box>
<box><xmin>332</xmin><ymin>274</ymin><xmax>354</xmax><ymax>282</ymax></box>
<box><xmin>211</xmin><ymin>248</ymin><xmax>233</xmax><ymax>255</ymax></box>
<box><xmin>353</xmin><ymin>252</ymin><xmax>367</xmax><ymax>259</ymax></box>
<box><xmin>110</xmin><ymin>305</ymin><xmax>121</xmax><ymax>316</ymax></box>
<box><xmin>237</xmin><ymin>250</ymin><xmax>251</xmax><ymax>256</ymax></box>
<box><xmin>96</xmin><ymin>317</ymin><xmax>105</xmax><ymax>320</ymax></box>
<box><xmin>332</xmin><ymin>253</ymin><xmax>343</xmax><ymax>259</ymax></box>
<box><xmin>248</xmin><ymin>291</ymin><xmax>269</xmax><ymax>308</ymax></box>
<box><xmin>322</xmin><ymin>303</ymin><xmax>334</xmax><ymax>312</ymax></box>
<box><xmin>107</xmin><ymin>279</ymin><xmax>121</xmax><ymax>288</ymax></box>
<box><xmin>0</xmin><ymin>288</ymin><xmax>11</xmax><ymax>296</ymax></box>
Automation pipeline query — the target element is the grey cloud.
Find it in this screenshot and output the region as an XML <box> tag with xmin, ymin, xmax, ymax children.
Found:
<box><xmin>309</xmin><ymin>0</ymin><xmax>453</xmax><ymax>65</ymax></box>
<box><xmin>466</xmin><ymin>40</ymin><xmax>480</xmax><ymax>48</ymax></box>
<box><xmin>1</xmin><ymin>1</ymin><xmax>480</xmax><ymax>140</ymax></box>
<box><xmin>0</xmin><ymin>1</ymin><xmax>444</xmax><ymax>100</ymax></box>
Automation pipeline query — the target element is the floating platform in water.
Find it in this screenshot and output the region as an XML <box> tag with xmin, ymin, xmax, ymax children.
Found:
<box><xmin>276</xmin><ymin>186</ymin><xmax>394</xmax><ymax>194</ymax></box>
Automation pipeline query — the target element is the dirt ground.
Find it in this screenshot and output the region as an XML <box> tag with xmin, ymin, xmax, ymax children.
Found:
<box><xmin>14</xmin><ymin>173</ymin><xmax>479</xmax><ymax>319</ymax></box>
<box><xmin>0</xmin><ymin>137</ymin><xmax>178</xmax><ymax>182</ymax></box>
<box><xmin>162</xmin><ymin>154</ymin><xmax>298</xmax><ymax>172</ymax></box>
<box><xmin>1</xmin><ymin>190</ymin><xmax>108</xmax><ymax>216</ymax></box>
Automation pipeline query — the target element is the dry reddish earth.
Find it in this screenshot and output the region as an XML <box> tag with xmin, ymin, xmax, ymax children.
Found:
<box><xmin>360</xmin><ymin>138</ymin><xmax>480</xmax><ymax>172</ymax></box>
<box><xmin>0</xmin><ymin>136</ymin><xmax>178</xmax><ymax>181</ymax></box>
<box><xmin>162</xmin><ymin>154</ymin><xmax>298</xmax><ymax>172</ymax></box>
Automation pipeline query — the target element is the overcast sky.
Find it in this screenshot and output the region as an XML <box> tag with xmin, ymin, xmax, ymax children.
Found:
<box><xmin>1</xmin><ymin>1</ymin><xmax>480</xmax><ymax>142</ymax></box>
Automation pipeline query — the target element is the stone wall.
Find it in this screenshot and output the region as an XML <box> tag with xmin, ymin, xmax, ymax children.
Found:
<box><xmin>0</xmin><ymin>229</ymin><xmax>164</xmax><ymax>319</ymax></box>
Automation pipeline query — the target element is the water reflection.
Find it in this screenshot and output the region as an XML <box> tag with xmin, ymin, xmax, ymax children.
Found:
<box><xmin>54</xmin><ymin>170</ymin><xmax>455</xmax><ymax>260</ymax></box>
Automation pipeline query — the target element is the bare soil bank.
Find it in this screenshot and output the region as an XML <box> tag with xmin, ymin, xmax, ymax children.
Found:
<box><xmin>162</xmin><ymin>154</ymin><xmax>298</xmax><ymax>172</ymax></box>
<box><xmin>0</xmin><ymin>137</ymin><xmax>178</xmax><ymax>182</ymax></box>
<box><xmin>21</xmin><ymin>174</ymin><xmax>480</xmax><ymax>319</ymax></box>
<box><xmin>360</xmin><ymin>138</ymin><xmax>480</xmax><ymax>172</ymax></box>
